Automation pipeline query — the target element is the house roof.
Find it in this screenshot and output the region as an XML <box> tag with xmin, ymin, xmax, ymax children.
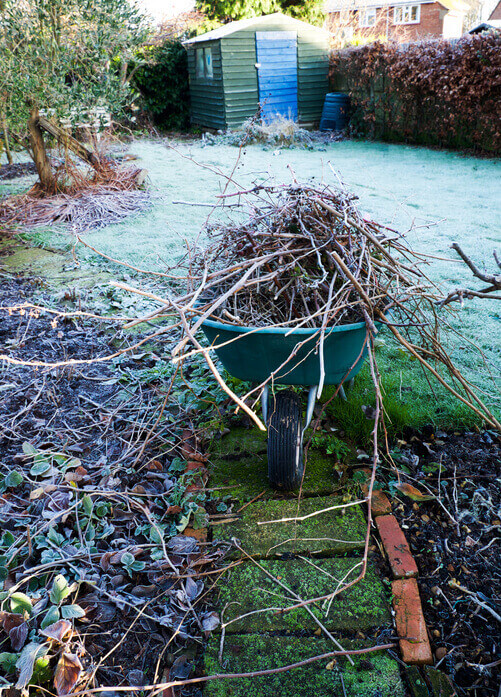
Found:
<box><xmin>324</xmin><ymin>0</ymin><xmax>470</xmax><ymax>13</ymax></box>
<box><xmin>184</xmin><ymin>12</ymin><xmax>329</xmax><ymax>44</ymax></box>
<box><xmin>488</xmin><ymin>0</ymin><xmax>501</xmax><ymax>19</ymax></box>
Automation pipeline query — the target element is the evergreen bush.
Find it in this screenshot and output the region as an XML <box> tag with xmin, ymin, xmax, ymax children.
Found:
<box><xmin>133</xmin><ymin>41</ymin><xmax>190</xmax><ymax>131</ymax></box>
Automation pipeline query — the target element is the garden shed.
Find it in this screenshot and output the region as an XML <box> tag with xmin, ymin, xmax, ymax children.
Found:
<box><xmin>184</xmin><ymin>13</ymin><xmax>330</xmax><ymax>130</ymax></box>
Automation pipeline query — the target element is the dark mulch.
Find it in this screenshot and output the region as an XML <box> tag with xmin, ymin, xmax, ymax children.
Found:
<box><xmin>0</xmin><ymin>274</ymin><xmax>121</xmax><ymax>461</ymax></box>
<box><xmin>0</xmin><ymin>162</ymin><xmax>37</xmax><ymax>181</ymax></box>
<box><xmin>0</xmin><ymin>273</ymin><xmax>208</xmax><ymax>692</ymax></box>
<box><xmin>387</xmin><ymin>429</ymin><xmax>501</xmax><ymax>696</ymax></box>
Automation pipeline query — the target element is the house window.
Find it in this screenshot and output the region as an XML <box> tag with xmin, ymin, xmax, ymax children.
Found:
<box><xmin>393</xmin><ymin>4</ymin><xmax>421</xmax><ymax>24</ymax></box>
<box><xmin>195</xmin><ymin>47</ymin><xmax>213</xmax><ymax>79</ymax></box>
<box><xmin>359</xmin><ymin>7</ymin><xmax>377</xmax><ymax>27</ymax></box>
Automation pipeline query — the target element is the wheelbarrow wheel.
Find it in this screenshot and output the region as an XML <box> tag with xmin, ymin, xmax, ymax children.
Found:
<box><xmin>267</xmin><ymin>390</ymin><xmax>304</xmax><ymax>490</ymax></box>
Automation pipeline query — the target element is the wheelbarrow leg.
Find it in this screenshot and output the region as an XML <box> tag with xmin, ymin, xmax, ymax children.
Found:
<box><xmin>304</xmin><ymin>385</ymin><xmax>317</xmax><ymax>431</ymax></box>
<box><xmin>261</xmin><ymin>384</ymin><xmax>270</xmax><ymax>425</ymax></box>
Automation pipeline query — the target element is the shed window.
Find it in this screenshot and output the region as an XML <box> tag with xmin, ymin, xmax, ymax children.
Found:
<box><xmin>359</xmin><ymin>8</ymin><xmax>377</xmax><ymax>27</ymax></box>
<box><xmin>393</xmin><ymin>5</ymin><xmax>420</xmax><ymax>24</ymax></box>
<box><xmin>195</xmin><ymin>47</ymin><xmax>213</xmax><ymax>79</ymax></box>
<box><xmin>205</xmin><ymin>48</ymin><xmax>213</xmax><ymax>78</ymax></box>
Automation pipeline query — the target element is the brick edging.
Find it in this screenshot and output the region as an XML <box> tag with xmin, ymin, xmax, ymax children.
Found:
<box><xmin>359</xmin><ymin>469</ymin><xmax>433</xmax><ymax>666</ymax></box>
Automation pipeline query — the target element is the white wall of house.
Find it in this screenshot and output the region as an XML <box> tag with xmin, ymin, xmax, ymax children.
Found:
<box><xmin>442</xmin><ymin>10</ymin><xmax>464</xmax><ymax>35</ymax></box>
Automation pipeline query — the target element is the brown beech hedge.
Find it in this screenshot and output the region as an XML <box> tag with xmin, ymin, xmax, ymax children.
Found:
<box><xmin>330</xmin><ymin>32</ymin><xmax>501</xmax><ymax>153</ymax></box>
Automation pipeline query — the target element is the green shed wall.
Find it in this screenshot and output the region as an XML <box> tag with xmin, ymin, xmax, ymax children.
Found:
<box><xmin>186</xmin><ymin>40</ymin><xmax>225</xmax><ymax>130</ymax></box>
<box><xmin>297</xmin><ymin>28</ymin><xmax>330</xmax><ymax>124</ymax></box>
<box><xmin>187</xmin><ymin>16</ymin><xmax>329</xmax><ymax>129</ymax></box>
<box><xmin>220</xmin><ymin>33</ymin><xmax>259</xmax><ymax>129</ymax></box>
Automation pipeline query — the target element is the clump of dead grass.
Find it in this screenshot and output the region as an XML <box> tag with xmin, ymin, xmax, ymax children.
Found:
<box><xmin>0</xmin><ymin>155</ymin><xmax>150</xmax><ymax>233</ymax></box>
<box><xmin>204</xmin><ymin>116</ymin><xmax>315</xmax><ymax>149</ymax></box>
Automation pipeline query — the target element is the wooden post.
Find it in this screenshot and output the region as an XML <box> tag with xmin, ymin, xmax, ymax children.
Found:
<box><xmin>38</xmin><ymin>115</ymin><xmax>101</xmax><ymax>169</ymax></box>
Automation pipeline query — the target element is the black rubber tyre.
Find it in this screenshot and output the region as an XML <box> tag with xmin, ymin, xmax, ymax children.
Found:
<box><xmin>267</xmin><ymin>390</ymin><xmax>304</xmax><ymax>490</ymax></box>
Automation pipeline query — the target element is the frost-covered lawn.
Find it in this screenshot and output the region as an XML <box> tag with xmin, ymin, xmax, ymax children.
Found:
<box><xmin>14</xmin><ymin>137</ymin><xmax>501</xmax><ymax>421</ymax></box>
<box><xmin>85</xmin><ymin>138</ymin><xmax>500</xmax><ymax>274</ymax></box>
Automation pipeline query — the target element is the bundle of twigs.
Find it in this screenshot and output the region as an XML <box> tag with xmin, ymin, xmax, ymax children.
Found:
<box><xmin>190</xmin><ymin>184</ymin><xmax>405</xmax><ymax>328</ymax></box>
<box><xmin>118</xmin><ymin>181</ymin><xmax>500</xmax><ymax>433</ymax></box>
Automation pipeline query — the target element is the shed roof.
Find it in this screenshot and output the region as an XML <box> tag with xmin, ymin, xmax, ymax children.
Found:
<box><xmin>184</xmin><ymin>13</ymin><xmax>329</xmax><ymax>44</ymax></box>
<box><xmin>469</xmin><ymin>20</ymin><xmax>501</xmax><ymax>31</ymax></box>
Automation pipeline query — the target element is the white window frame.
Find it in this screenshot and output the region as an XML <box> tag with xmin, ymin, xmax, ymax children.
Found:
<box><xmin>359</xmin><ymin>7</ymin><xmax>377</xmax><ymax>27</ymax></box>
<box><xmin>393</xmin><ymin>4</ymin><xmax>421</xmax><ymax>24</ymax></box>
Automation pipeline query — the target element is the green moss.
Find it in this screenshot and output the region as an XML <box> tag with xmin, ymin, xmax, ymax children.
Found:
<box><xmin>209</xmin><ymin>427</ymin><xmax>340</xmax><ymax>501</ymax></box>
<box><xmin>0</xmin><ymin>238</ymin><xmax>110</xmax><ymax>290</ymax></box>
<box><xmin>323</xmin><ymin>339</ymin><xmax>487</xmax><ymax>446</ymax></box>
<box><xmin>216</xmin><ymin>557</ymin><xmax>391</xmax><ymax>633</ymax></box>
<box><xmin>213</xmin><ymin>496</ymin><xmax>366</xmax><ymax>557</ymax></box>
<box><xmin>404</xmin><ymin>666</ymin><xmax>430</xmax><ymax>697</ymax></box>
<box><xmin>423</xmin><ymin>666</ymin><xmax>455</xmax><ymax>696</ymax></box>
<box><xmin>204</xmin><ymin>635</ymin><xmax>404</xmax><ymax>697</ymax></box>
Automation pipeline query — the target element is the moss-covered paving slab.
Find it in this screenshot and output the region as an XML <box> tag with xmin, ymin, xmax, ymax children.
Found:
<box><xmin>212</xmin><ymin>496</ymin><xmax>366</xmax><ymax>557</ymax></box>
<box><xmin>0</xmin><ymin>239</ymin><xmax>110</xmax><ymax>290</ymax></box>
<box><xmin>204</xmin><ymin>635</ymin><xmax>404</xmax><ymax>697</ymax></box>
<box><xmin>217</xmin><ymin>557</ymin><xmax>391</xmax><ymax>633</ymax></box>
<box><xmin>209</xmin><ymin>427</ymin><xmax>346</xmax><ymax>501</ymax></box>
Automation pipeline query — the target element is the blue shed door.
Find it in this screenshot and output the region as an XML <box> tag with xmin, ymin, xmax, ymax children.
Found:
<box><xmin>256</xmin><ymin>31</ymin><xmax>298</xmax><ymax>122</ymax></box>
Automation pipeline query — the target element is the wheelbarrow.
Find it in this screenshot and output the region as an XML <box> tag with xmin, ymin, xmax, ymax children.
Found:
<box><xmin>201</xmin><ymin>317</ymin><xmax>380</xmax><ymax>490</ymax></box>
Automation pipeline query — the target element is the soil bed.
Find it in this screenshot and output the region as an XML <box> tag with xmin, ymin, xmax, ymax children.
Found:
<box><xmin>0</xmin><ymin>273</ymin><xmax>215</xmax><ymax>694</ymax></box>
<box><xmin>386</xmin><ymin>429</ymin><xmax>501</xmax><ymax>696</ymax></box>
<box><xmin>0</xmin><ymin>162</ymin><xmax>37</xmax><ymax>181</ymax></box>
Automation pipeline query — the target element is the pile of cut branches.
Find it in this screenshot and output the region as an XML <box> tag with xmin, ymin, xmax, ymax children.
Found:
<box><xmin>122</xmin><ymin>181</ymin><xmax>500</xmax><ymax>434</ymax></box>
<box><xmin>192</xmin><ymin>184</ymin><xmax>400</xmax><ymax>328</ymax></box>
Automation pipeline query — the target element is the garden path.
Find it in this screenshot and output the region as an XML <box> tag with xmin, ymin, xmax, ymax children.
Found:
<box><xmin>204</xmin><ymin>427</ymin><xmax>404</xmax><ymax>696</ymax></box>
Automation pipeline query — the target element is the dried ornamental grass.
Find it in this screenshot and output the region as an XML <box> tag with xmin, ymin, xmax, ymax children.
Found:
<box><xmin>0</xmin><ymin>152</ymin><xmax>150</xmax><ymax>232</ymax></box>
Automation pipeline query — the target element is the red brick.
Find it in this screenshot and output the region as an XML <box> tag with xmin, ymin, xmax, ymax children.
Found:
<box><xmin>368</xmin><ymin>488</ymin><xmax>393</xmax><ymax>516</ymax></box>
<box><xmin>327</xmin><ymin>2</ymin><xmax>452</xmax><ymax>43</ymax></box>
<box><xmin>392</xmin><ymin>578</ymin><xmax>433</xmax><ymax>665</ymax></box>
<box><xmin>376</xmin><ymin>514</ymin><xmax>418</xmax><ymax>579</ymax></box>
<box><xmin>359</xmin><ymin>468</ymin><xmax>392</xmax><ymax>516</ymax></box>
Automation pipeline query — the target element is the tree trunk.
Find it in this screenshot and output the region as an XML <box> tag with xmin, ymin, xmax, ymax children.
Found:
<box><xmin>1</xmin><ymin>110</ymin><xmax>13</xmax><ymax>165</ymax></box>
<box><xmin>28</xmin><ymin>107</ymin><xmax>56</xmax><ymax>192</ymax></box>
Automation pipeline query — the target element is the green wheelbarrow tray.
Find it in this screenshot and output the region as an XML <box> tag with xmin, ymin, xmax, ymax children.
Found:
<box><xmin>201</xmin><ymin>316</ymin><xmax>382</xmax><ymax>490</ymax></box>
<box><xmin>200</xmin><ymin>317</ymin><xmax>379</xmax><ymax>386</ymax></box>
